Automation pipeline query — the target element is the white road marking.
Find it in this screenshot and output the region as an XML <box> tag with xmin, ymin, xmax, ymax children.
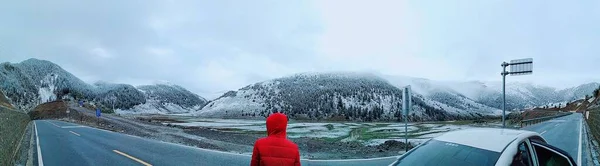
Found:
<box><xmin>69</xmin><ymin>131</ymin><xmax>81</xmax><ymax>136</ymax></box>
<box><xmin>577</xmin><ymin>118</ymin><xmax>582</xmax><ymax>166</ymax></box>
<box><xmin>46</xmin><ymin>121</ymin><xmax>60</xmax><ymax>128</ymax></box>
<box><xmin>35</xmin><ymin>122</ymin><xmax>44</xmax><ymax>166</ymax></box>
<box><xmin>540</xmin><ymin>130</ymin><xmax>547</xmax><ymax>135</ymax></box>
<box><xmin>61</xmin><ymin>126</ymin><xmax>86</xmax><ymax>129</ymax></box>
<box><xmin>113</xmin><ymin>150</ymin><xmax>152</xmax><ymax>166</ymax></box>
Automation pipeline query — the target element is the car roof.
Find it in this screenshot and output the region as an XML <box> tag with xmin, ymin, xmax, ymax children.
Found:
<box><xmin>433</xmin><ymin>128</ymin><xmax>540</xmax><ymax>153</ymax></box>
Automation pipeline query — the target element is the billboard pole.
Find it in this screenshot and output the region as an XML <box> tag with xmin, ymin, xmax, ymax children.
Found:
<box><xmin>501</xmin><ymin>58</ymin><xmax>533</xmax><ymax>128</ymax></box>
<box><xmin>501</xmin><ymin>62</ymin><xmax>508</xmax><ymax>128</ymax></box>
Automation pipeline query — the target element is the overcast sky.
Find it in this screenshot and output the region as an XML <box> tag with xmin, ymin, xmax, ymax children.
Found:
<box><xmin>1</xmin><ymin>0</ymin><xmax>599</xmax><ymax>99</ymax></box>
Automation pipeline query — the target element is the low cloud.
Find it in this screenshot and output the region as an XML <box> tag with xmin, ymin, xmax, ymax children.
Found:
<box><xmin>1</xmin><ymin>0</ymin><xmax>598</xmax><ymax>97</ymax></box>
<box><xmin>90</xmin><ymin>47</ymin><xmax>113</xmax><ymax>59</ymax></box>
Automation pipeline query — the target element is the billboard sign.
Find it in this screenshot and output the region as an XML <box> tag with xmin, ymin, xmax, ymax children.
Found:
<box><xmin>402</xmin><ymin>86</ymin><xmax>412</xmax><ymax>116</ymax></box>
<box><xmin>509</xmin><ymin>58</ymin><xmax>533</xmax><ymax>75</ymax></box>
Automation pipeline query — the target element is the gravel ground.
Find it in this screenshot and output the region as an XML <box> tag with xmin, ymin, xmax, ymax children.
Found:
<box><xmin>180</xmin><ymin>125</ymin><xmax>411</xmax><ymax>159</ymax></box>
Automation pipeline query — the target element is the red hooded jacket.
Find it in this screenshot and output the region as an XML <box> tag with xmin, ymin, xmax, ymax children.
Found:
<box><xmin>251</xmin><ymin>113</ymin><xmax>301</xmax><ymax>166</ymax></box>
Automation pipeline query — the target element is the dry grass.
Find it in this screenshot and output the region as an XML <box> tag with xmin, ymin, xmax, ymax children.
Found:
<box><xmin>509</xmin><ymin>109</ymin><xmax>561</xmax><ymax>123</ymax></box>
<box><xmin>0</xmin><ymin>107</ymin><xmax>30</xmax><ymax>165</ymax></box>
<box><xmin>586</xmin><ymin>108</ymin><xmax>600</xmax><ymax>162</ymax></box>
<box><xmin>522</xmin><ymin>110</ymin><xmax>561</xmax><ymax>120</ymax></box>
<box><xmin>587</xmin><ymin>108</ymin><xmax>600</xmax><ymax>145</ymax></box>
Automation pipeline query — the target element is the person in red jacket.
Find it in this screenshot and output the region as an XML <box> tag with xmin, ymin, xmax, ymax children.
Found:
<box><xmin>251</xmin><ymin>113</ymin><xmax>301</xmax><ymax>166</ymax></box>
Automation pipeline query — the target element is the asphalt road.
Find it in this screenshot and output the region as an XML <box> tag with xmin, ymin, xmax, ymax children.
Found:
<box><xmin>33</xmin><ymin>120</ymin><xmax>397</xmax><ymax>166</ymax></box>
<box><xmin>522</xmin><ymin>113</ymin><xmax>588</xmax><ymax>166</ymax></box>
<box><xmin>34</xmin><ymin>113</ymin><xmax>587</xmax><ymax>166</ymax></box>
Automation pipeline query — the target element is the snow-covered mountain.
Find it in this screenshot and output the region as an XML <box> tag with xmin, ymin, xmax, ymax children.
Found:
<box><xmin>92</xmin><ymin>81</ymin><xmax>146</xmax><ymax>109</ymax></box>
<box><xmin>383</xmin><ymin>75</ymin><xmax>599</xmax><ymax>111</ymax></box>
<box><xmin>199</xmin><ymin>72</ymin><xmax>501</xmax><ymax>121</ymax></box>
<box><xmin>456</xmin><ymin>81</ymin><xmax>599</xmax><ymax>110</ymax></box>
<box><xmin>119</xmin><ymin>84</ymin><xmax>207</xmax><ymax>114</ymax></box>
<box><xmin>0</xmin><ymin>58</ymin><xmax>207</xmax><ymax>113</ymax></box>
<box><xmin>557</xmin><ymin>82</ymin><xmax>600</xmax><ymax>101</ymax></box>
<box><xmin>383</xmin><ymin>75</ymin><xmax>501</xmax><ymax>113</ymax></box>
<box><xmin>3</xmin><ymin>58</ymin><xmax>595</xmax><ymax>118</ymax></box>
<box><xmin>448</xmin><ymin>81</ymin><xmax>559</xmax><ymax>110</ymax></box>
<box><xmin>1</xmin><ymin>59</ymin><xmax>95</xmax><ymax>110</ymax></box>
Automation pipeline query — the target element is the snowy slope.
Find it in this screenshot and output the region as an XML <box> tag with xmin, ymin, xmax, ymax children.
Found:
<box><xmin>383</xmin><ymin>75</ymin><xmax>501</xmax><ymax>115</ymax></box>
<box><xmin>38</xmin><ymin>73</ymin><xmax>59</xmax><ymax>103</ymax></box>
<box><xmin>388</xmin><ymin>75</ymin><xmax>597</xmax><ymax>111</ymax></box>
<box><xmin>0</xmin><ymin>59</ymin><xmax>95</xmax><ymax>110</ymax></box>
<box><xmin>0</xmin><ymin>58</ymin><xmax>207</xmax><ymax>113</ymax></box>
<box><xmin>557</xmin><ymin>82</ymin><xmax>600</xmax><ymax>101</ymax></box>
<box><xmin>92</xmin><ymin>82</ymin><xmax>146</xmax><ymax>109</ymax></box>
<box><xmin>117</xmin><ymin>84</ymin><xmax>208</xmax><ymax>114</ymax></box>
<box><xmin>455</xmin><ymin>81</ymin><xmax>598</xmax><ymax>110</ymax></box>
<box><xmin>199</xmin><ymin>72</ymin><xmax>501</xmax><ymax>121</ymax></box>
<box><xmin>364</xmin><ymin>74</ymin><xmax>598</xmax><ymax>111</ymax></box>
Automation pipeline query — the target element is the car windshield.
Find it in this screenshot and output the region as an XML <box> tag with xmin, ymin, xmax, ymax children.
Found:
<box><xmin>393</xmin><ymin>139</ymin><xmax>501</xmax><ymax>166</ymax></box>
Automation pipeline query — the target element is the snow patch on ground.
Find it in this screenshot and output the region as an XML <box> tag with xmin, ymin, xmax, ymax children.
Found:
<box><xmin>117</xmin><ymin>100</ymin><xmax>200</xmax><ymax>115</ymax></box>
<box><xmin>365</xmin><ymin>138</ymin><xmax>431</xmax><ymax>146</ymax></box>
<box><xmin>543</xmin><ymin>101</ymin><xmax>569</xmax><ymax>108</ymax></box>
<box><xmin>165</xmin><ymin>118</ymin><xmax>491</xmax><ymax>147</ymax></box>
<box><xmin>417</xmin><ymin>123</ymin><xmax>445</xmax><ymax>128</ymax></box>
<box><xmin>367</xmin><ymin>126</ymin><xmax>418</xmax><ymax>132</ymax></box>
<box><xmin>173</xmin><ymin>122</ymin><xmax>256</xmax><ymax>127</ymax></box>
<box><xmin>288</xmin><ymin>123</ymin><xmax>347</xmax><ymax>128</ymax></box>
<box><xmin>288</xmin><ymin>127</ymin><xmax>353</xmax><ymax>139</ymax></box>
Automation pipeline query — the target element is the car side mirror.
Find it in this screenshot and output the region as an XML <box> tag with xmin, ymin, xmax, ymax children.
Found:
<box><xmin>530</xmin><ymin>141</ymin><xmax>577</xmax><ymax>166</ymax></box>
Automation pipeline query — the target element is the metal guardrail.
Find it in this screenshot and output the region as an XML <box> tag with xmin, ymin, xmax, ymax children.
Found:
<box><xmin>520</xmin><ymin>112</ymin><xmax>572</xmax><ymax>128</ymax></box>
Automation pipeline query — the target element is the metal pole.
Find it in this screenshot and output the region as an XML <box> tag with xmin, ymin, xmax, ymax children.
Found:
<box><xmin>502</xmin><ymin>62</ymin><xmax>507</xmax><ymax>128</ymax></box>
<box><xmin>405</xmin><ymin>113</ymin><xmax>408</xmax><ymax>152</ymax></box>
<box><xmin>402</xmin><ymin>87</ymin><xmax>409</xmax><ymax>152</ymax></box>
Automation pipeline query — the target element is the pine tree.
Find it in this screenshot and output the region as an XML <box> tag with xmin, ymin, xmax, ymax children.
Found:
<box><xmin>337</xmin><ymin>97</ymin><xmax>344</xmax><ymax>111</ymax></box>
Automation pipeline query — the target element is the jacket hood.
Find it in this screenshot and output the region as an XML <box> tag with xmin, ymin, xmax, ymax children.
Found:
<box><xmin>266</xmin><ymin>113</ymin><xmax>287</xmax><ymax>138</ymax></box>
